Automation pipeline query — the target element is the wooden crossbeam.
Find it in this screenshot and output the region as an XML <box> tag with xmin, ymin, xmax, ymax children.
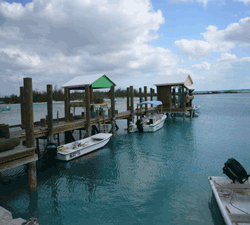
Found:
<box><xmin>0</xmin><ymin>154</ymin><xmax>38</xmax><ymax>172</ymax></box>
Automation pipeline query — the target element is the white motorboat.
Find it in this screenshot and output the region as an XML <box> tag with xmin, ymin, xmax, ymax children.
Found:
<box><xmin>128</xmin><ymin>101</ymin><xmax>167</xmax><ymax>133</ymax></box>
<box><xmin>57</xmin><ymin>133</ymin><xmax>112</xmax><ymax>161</ymax></box>
<box><xmin>208</xmin><ymin>159</ymin><xmax>250</xmax><ymax>225</ymax></box>
<box><xmin>193</xmin><ymin>104</ymin><xmax>200</xmax><ymax>112</ymax></box>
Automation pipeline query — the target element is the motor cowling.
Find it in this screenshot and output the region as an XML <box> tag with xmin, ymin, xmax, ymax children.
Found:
<box><xmin>136</xmin><ymin>119</ymin><xmax>143</xmax><ymax>133</ymax></box>
<box><xmin>222</xmin><ymin>158</ymin><xmax>249</xmax><ymax>183</ymax></box>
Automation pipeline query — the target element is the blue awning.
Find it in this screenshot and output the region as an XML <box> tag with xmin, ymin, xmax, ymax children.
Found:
<box><xmin>137</xmin><ymin>101</ymin><xmax>163</xmax><ymax>106</ymax></box>
<box><xmin>0</xmin><ymin>101</ymin><xmax>4</xmax><ymax>104</ymax></box>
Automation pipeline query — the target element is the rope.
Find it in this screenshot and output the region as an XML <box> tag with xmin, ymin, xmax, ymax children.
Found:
<box><xmin>214</xmin><ymin>181</ymin><xmax>250</xmax><ymax>215</ymax></box>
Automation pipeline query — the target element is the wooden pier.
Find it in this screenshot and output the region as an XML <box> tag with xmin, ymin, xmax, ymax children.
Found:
<box><xmin>0</xmin><ymin>74</ymin><xmax>195</xmax><ymax>189</ymax></box>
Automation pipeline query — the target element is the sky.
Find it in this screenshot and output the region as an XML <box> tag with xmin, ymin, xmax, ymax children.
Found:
<box><xmin>0</xmin><ymin>0</ymin><xmax>250</xmax><ymax>96</ymax></box>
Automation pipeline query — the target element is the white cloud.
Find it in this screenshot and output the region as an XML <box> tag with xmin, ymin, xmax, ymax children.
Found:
<box><xmin>174</xmin><ymin>39</ymin><xmax>211</xmax><ymax>59</ymax></box>
<box><xmin>169</xmin><ymin>0</ymin><xmax>214</xmax><ymax>7</ymax></box>
<box><xmin>192</xmin><ymin>62</ymin><xmax>211</xmax><ymax>70</ymax></box>
<box><xmin>175</xmin><ymin>17</ymin><xmax>250</xmax><ymax>59</ymax></box>
<box><xmin>0</xmin><ymin>0</ymin><xmax>179</xmax><ymax>94</ymax></box>
<box><xmin>234</xmin><ymin>0</ymin><xmax>250</xmax><ymax>4</ymax></box>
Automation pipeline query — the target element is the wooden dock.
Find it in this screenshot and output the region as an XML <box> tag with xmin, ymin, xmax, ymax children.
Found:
<box><xmin>0</xmin><ymin>75</ymin><xmax>195</xmax><ymax>190</ymax></box>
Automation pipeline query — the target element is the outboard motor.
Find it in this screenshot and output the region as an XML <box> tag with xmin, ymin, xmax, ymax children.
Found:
<box><xmin>222</xmin><ymin>158</ymin><xmax>249</xmax><ymax>183</ymax></box>
<box><xmin>136</xmin><ymin>119</ymin><xmax>143</xmax><ymax>133</ymax></box>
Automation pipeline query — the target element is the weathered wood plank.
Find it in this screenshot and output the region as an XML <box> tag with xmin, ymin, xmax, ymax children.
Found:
<box><xmin>0</xmin><ymin>154</ymin><xmax>38</xmax><ymax>172</ymax></box>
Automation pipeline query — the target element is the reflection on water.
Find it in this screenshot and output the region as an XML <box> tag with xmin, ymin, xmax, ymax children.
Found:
<box><xmin>1</xmin><ymin>94</ymin><xmax>250</xmax><ymax>224</ymax></box>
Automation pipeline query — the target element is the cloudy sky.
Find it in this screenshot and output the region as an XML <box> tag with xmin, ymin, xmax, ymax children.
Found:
<box><xmin>0</xmin><ymin>0</ymin><xmax>250</xmax><ymax>96</ymax></box>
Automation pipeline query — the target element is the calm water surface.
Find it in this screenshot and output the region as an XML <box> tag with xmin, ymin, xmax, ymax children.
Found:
<box><xmin>1</xmin><ymin>94</ymin><xmax>250</xmax><ymax>225</ymax></box>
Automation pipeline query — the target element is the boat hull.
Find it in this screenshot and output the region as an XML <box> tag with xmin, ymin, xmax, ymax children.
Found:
<box><xmin>129</xmin><ymin>115</ymin><xmax>167</xmax><ymax>133</ymax></box>
<box><xmin>208</xmin><ymin>176</ymin><xmax>250</xmax><ymax>225</ymax></box>
<box><xmin>57</xmin><ymin>133</ymin><xmax>112</xmax><ymax>161</ymax></box>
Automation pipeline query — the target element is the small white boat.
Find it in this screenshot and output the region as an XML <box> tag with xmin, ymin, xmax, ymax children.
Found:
<box><xmin>209</xmin><ymin>158</ymin><xmax>250</xmax><ymax>225</ymax></box>
<box><xmin>128</xmin><ymin>101</ymin><xmax>167</xmax><ymax>133</ymax></box>
<box><xmin>193</xmin><ymin>105</ymin><xmax>200</xmax><ymax>112</ymax></box>
<box><xmin>57</xmin><ymin>133</ymin><xmax>112</xmax><ymax>161</ymax></box>
<box><xmin>0</xmin><ymin>101</ymin><xmax>11</xmax><ymax>112</ymax></box>
<box><xmin>209</xmin><ymin>176</ymin><xmax>250</xmax><ymax>225</ymax></box>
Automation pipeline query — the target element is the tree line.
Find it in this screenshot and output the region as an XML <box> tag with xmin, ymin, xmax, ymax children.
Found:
<box><xmin>0</xmin><ymin>87</ymin><xmax>147</xmax><ymax>104</ymax></box>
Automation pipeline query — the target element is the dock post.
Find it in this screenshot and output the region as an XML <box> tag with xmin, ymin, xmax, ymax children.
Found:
<box><xmin>64</xmin><ymin>87</ymin><xmax>71</xmax><ymax>144</ymax></box>
<box><xmin>144</xmin><ymin>86</ymin><xmax>147</xmax><ymax>113</ymax></box>
<box><xmin>90</xmin><ymin>86</ymin><xmax>94</xmax><ymax>104</ymax></box>
<box><xmin>102</xmin><ymin>108</ymin><xmax>105</xmax><ymax>125</ymax></box>
<box><xmin>150</xmin><ymin>88</ymin><xmax>153</xmax><ymax>108</ymax></box>
<box><xmin>64</xmin><ymin>87</ymin><xmax>70</xmax><ymax>122</ymax></box>
<box><xmin>85</xmin><ymin>85</ymin><xmax>91</xmax><ymax>137</ymax></box>
<box><xmin>20</xmin><ymin>87</ymin><xmax>25</xmax><ymax>129</ymax></box>
<box><xmin>47</xmin><ymin>84</ymin><xmax>53</xmax><ymax>142</ymax></box>
<box><xmin>190</xmin><ymin>109</ymin><xmax>193</xmax><ymax>119</ymax></box>
<box><xmin>130</xmin><ymin>86</ymin><xmax>134</xmax><ymax>122</ymax></box>
<box><xmin>173</xmin><ymin>87</ymin><xmax>176</xmax><ymax>108</ymax></box>
<box><xmin>111</xmin><ymin>86</ymin><xmax>115</xmax><ymax>135</ymax></box>
<box><xmin>127</xmin><ymin>87</ymin><xmax>130</xmax><ymax>128</ymax></box>
<box><xmin>24</xmin><ymin>77</ymin><xmax>37</xmax><ymax>190</ymax></box>
<box><xmin>36</xmin><ymin>138</ymin><xmax>39</xmax><ymax>158</ymax></box>
<box><xmin>139</xmin><ymin>88</ymin><xmax>142</xmax><ymax>118</ymax></box>
<box><xmin>97</xmin><ymin>107</ymin><xmax>101</xmax><ymax>131</ymax></box>
<box><xmin>57</xmin><ymin>133</ymin><xmax>60</xmax><ymax>146</ymax></box>
<box><xmin>183</xmin><ymin>113</ymin><xmax>186</xmax><ymax>122</ymax></box>
<box><xmin>57</xmin><ymin>111</ymin><xmax>59</xmax><ymax>123</ymax></box>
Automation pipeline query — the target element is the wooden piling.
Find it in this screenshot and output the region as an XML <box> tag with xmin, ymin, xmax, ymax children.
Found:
<box><xmin>111</xmin><ymin>86</ymin><xmax>115</xmax><ymax>135</ymax></box>
<box><xmin>85</xmin><ymin>85</ymin><xmax>91</xmax><ymax>137</ymax></box>
<box><xmin>90</xmin><ymin>86</ymin><xmax>94</xmax><ymax>104</ymax></box>
<box><xmin>57</xmin><ymin>133</ymin><xmax>60</xmax><ymax>146</ymax></box>
<box><xmin>36</xmin><ymin>138</ymin><xmax>39</xmax><ymax>158</ymax></box>
<box><xmin>64</xmin><ymin>87</ymin><xmax>70</xmax><ymax>122</ymax></box>
<box><xmin>173</xmin><ymin>88</ymin><xmax>176</xmax><ymax>108</ymax></box>
<box><xmin>144</xmin><ymin>86</ymin><xmax>147</xmax><ymax>113</ymax></box>
<box><xmin>23</xmin><ymin>77</ymin><xmax>37</xmax><ymax>190</ymax></box>
<box><xmin>130</xmin><ymin>86</ymin><xmax>134</xmax><ymax>122</ymax></box>
<box><xmin>20</xmin><ymin>87</ymin><xmax>25</xmax><ymax>129</ymax></box>
<box><xmin>150</xmin><ymin>88</ymin><xmax>153</xmax><ymax>108</ymax></box>
<box><xmin>47</xmin><ymin>84</ymin><xmax>53</xmax><ymax>142</ymax></box>
<box><xmin>64</xmin><ymin>87</ymin><xmax>70</xmax><ymax>143</ymax></box>
<box><xmin>97</xmin><ymin>107</ymin><xmax>101</xmax><ymax>131</ymax></box>
<box><xmin>57</xmin><ymin>111</ymin><xmax>59</xmax><ymax>123</ymax></box>
<box><xmin>69</xmin><ymin>113</ymin><xmax>73</xmax><ymax>122</ymax></box>
<box><xmin>102</xmin><ymin>108</ymin><xmax>105</xmax><ymax>124</ymax></box>
<box><xmin>139</xmin><ymin>88</ymin><xmax>142</xmax><ymax>119</ymax></box>
<box><xmin>127</xmin><ymin>87</ymin><xmax>130</xmax><ymax>127</ymax></box>
<box><xmin>40</xmin><ymin>118</ymin><xmax>46</xmax><ymax>127</ymax></box>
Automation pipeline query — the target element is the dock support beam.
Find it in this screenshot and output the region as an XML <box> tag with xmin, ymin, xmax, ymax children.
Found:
<box><xmin>64</xmin><ymin>87</ymin><xmax>70</xmax><ymax>123</ymax></box>
<box><xmin>130</xmin><ymin>86</ymin><xmax>134</xmax><ymax>122</ymax></box>
<box><xmin>90</xmin><ymin>86</ymin><xmax>94</xmax><ymax>104</ymax></box>
<box><xmin>85</xmin><ymin>85</ymin><xmax>91</xmax><ymax>137</ymax></box>
<box><xmin>64</xmin><ymin>87</ymin><xmax>70</xmax><ymax>143</ymax></box>
<box><xmin>47</xmin><ymin>84</ymin><xmax>53</xmax><ymax>142</ymax></box>
<box><xmin>150</xmin><ymin>88</ymin><xmax>153</xmax><ymax>108</ymax></box>
<box><xmin>139</xmin><ymin>88</ymin><xmax>142</xmax><ymax>119</ymax></box>
<box><xmin>111</xmin><ymin>85</ymin><xmax>115</xmax><ymax>135</ymax></box>
<box><xmin>24</xmin><ymin>78</ymin><xmax>37</xmax><ymax>190</ymax></box>
<box><xmin>20</xmin><ymin>87</ymin><xmax>25</xmax><ymax>129</ymax></box>
<box><xmin>127</xmin><ymin>88</ymin><xmax>130</xmax><ymax>128</ymax></box>
<box><xmin>144</xmin><ymin>86</ymin><xmax>147</xmax><ymax>113</ymax></box>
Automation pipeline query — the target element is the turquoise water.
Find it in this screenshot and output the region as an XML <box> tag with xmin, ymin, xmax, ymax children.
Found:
<box><xmin>1</xmin><ymin>94</ymin><xmax>250</xmax><ymax>224</ymax></box>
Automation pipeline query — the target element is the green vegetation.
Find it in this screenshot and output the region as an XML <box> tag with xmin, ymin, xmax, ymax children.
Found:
<box><xmin>0</xmin><ymin>87</ymin><xmax>143</xmax><ymax>104</ymax></box>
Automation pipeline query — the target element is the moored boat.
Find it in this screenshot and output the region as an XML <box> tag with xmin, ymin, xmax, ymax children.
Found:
<box><xmin>57</xmin><ymin>133</ymin><xmax>112</xmax><ymax>161</ymax></box>
<box><xmin>0</xmin><ymin>101</ymin><xmax>11</xmax><ymax>112</ymax></box>
<box><xmin>208</xmin><ymin>159</ymin><xmax>250</xmax><ymax>225</ymax></box>
<box><xmin>193</xmin><ymin>104</ymin><xmax>200</xmax><ymax>113</ymax></box>
<box><xmin>128</xmin><ymin>101</ymin><xmax>167</xmax><ymax>133</ymax></box>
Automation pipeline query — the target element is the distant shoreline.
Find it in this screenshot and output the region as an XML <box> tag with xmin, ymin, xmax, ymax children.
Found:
<box><xmin>193</xmin><ymin>92</ymin><xmax>250</xmax><ymax>95</ymax></box>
